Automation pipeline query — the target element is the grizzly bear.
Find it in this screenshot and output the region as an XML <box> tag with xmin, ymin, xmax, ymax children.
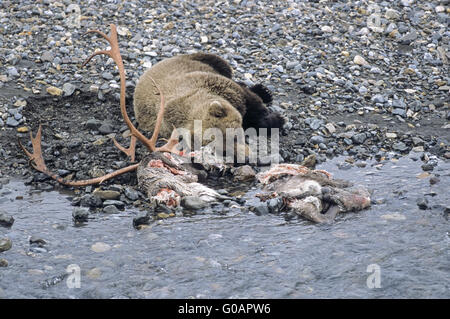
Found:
<box><xmin>133</xmin><ymin>52</ymin><xmax>284</xmax><ymax>150</ymax></box>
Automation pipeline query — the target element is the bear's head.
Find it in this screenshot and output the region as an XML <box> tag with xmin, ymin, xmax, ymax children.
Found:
<box><xmin>174</xmin><ymin>96</ymin><xmax>249</xmax><ymax>161</ymax></box>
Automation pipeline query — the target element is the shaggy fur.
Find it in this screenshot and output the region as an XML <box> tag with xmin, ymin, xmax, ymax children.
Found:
<box><xmin>133</xmin><ymin>52</ymin><xmax>284</xmax><ymax>146</ymax></box>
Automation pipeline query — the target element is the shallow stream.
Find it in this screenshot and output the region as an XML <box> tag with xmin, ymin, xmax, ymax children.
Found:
<box><xmin>0</xmin><ymin>155</ymin><xmax>448</xmax><ymax>298</ymax></box>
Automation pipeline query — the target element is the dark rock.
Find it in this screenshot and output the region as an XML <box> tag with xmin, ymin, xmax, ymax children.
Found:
<box><xmin>429</xmin><ymin>176</ymin><xmax>440</xmax><ymax>185</ymax></box>
<box><xmin>29</xmin><ymin>236</ymin><xmax>47</xmax><ymax>247</ymax></box>
<box><xmin>102</xmin><ymin>200</ymin><xmax>125</xmax><ymax>209</ymax></box>
<box><xmin>124</xmin><ymin>187</ymin><xmax>139</xmax><ymax>201</ymax></box>
<box><xmin>0</xmin><ymin>258</ymin><xmax>8</xmax><ymax>267</ymax></box>
<box><xmin>0</xmin><ymin>212</ymin><xmax>14</xmax><ymax>228</ymax></box>
<box><xmin>133</xmin><ymin>212</ymin><xmax>151</xmax><ymax>228</ymax></box>
<box><xmin>98</xmin><ymin>123</ymin><xmax>115</xmax><ymax>135</ymax></box>
<box><xmin>421</xmin><ymin>163</ymin><xmax>435</xmax><ymax>171</ymax></box>
<box><xmin>254</xmin><ymin>204</ymin><xmax>269</xmax><ymax>216</ymax></box>
<box><xmin>72</xmin><ymin>208</ymin><xmax>89</xmax><ymax>221</ymax></box>
<box><xmin>299</xmin><ymin>84</ymin><xmax>316</xmax><ymax>94</ymax></box>
<box><xmin>416</xmin><ymin>197</ymin><xmax>428</xmax><ymax>210</ymax></box>
<box><xmin>85</xmin><ymin>118</ymin><xmax>102</xmax><ymax>130</ymax></box>
<box><xmin>80</xmin><ymin>194</ymin><xmax>103</xmax><ymax>208</ymax></box>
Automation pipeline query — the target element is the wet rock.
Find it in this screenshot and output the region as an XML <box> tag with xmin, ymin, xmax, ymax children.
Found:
<box><xmin>381</xmin><ymin>213</ymin><xmax>406</xmax><ymax>221</ymax></box>
<box><xmin>267</xmin><ymin>198</ymin><xmax>283</xmax><ymax>214</ymax></box>
<box><xmin>421</xmin><ymin>163</ymin><xmax>436</xmax><ymax>171</ymax></box>
<box><xmin>337</xmin><ymin>162</ymin><xmax>352</xmax><ymax>170</ymax></box>
<box><xmin>429</xmin><ymin>176</ymin><xmax>440</xmax><ymax>185</ymax></box>
<box><xmin>91</xmin><ymin>242</ymin><xmax>111</xmax><ymax>253</ymax></box>
<box><xmin>181</xmin><ymin>196</ymin><xmax>208</xmax><ymax>210</ymax></box>
<box><xmin>80</xmin><ymin>194</ymin><xmax>103</xmax><ymax>208</ymax></box>
<box><xmin>124</xmin><ymin>187</ymin><xmax>139</xmax><ymax>201</ymax></box>
<box><xmin>416</xmin><ymin>197</ymin><xmax>429</xmax><ymax>210</ymax></box>
<box><xmin>72</xmin><ymin>208</ymin><xmax>89</xmax><ymax>221</ymax></box>
<box><xmin>0</xmin><ymin>258</ymin><xmax>8</xmax><ymax>267</ymax></box>
<box><xmin>0</xmin><ymin>238</ymin><xmax>12</xmax><ymax>252</ymax></box>
<box><xmin>0</xmin><ymin>211</ymin><xmax>14</xmax><ymax>228</ymax></box>
<box><xmin>233</xmin><ymin>165</ymin><xmax>256</xmax><ymax>182</ymax></box>
<box><xmin>29</xmin><ymin>236</ymin><xmax>47</xmax><ymax>247</ymax></box>
<box><xmin>133</xmin><ymin>212</ymin><xmax>151</xmax><ymax>228</ymax></box>
<box><xmin>102</xmin><ymin>200</ymin><xmax>125</xmax><ymax>209</ymax></box>
<box><xmin>93</xmin><ymin>188</ymin><xmax>121</xmax><ymax>200</ymax></box>
<box><xmin>103</xmin><ymin>205</ymin><xmax>120</xmax><ymax>214</ymax></box>
<box><xmin>254</xmin><ymin>204</ymin><xmax>269</xmax><ymax>216</ymax></box>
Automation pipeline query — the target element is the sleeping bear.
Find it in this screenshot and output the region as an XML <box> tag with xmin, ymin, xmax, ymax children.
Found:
<box><xmin>133</xmin><ymin>52</ymin><xmax>284</xmax><ymax>152</ymax></box>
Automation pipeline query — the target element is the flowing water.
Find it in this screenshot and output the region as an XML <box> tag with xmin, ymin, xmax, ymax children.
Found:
<box><xmin>0</xmin><ymin>155</ymin><xmax>448</xmax><ymax>298</ymax></box>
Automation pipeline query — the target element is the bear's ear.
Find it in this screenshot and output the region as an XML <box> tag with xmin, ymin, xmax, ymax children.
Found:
<box><xmin>208</xmin><ymin>101</ymin><xmax>227</xmax><ymax>118</ymax></box>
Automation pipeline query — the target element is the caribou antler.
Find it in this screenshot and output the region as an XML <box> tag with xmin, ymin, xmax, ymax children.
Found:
<box><xmin>18</xmin><ymin>24</ymin><xmax>179</xmax><ymax>186</ymax></box>
<box><xmin>82</xmin><ymin>24</ymin><xmax>179</xmax><ymax>157</ymax></box>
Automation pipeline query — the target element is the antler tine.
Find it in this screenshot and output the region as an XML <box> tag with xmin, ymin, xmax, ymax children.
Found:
<box><xmin>18</xmin><ymin>125</ymin><xmax>139</xmax><ymax>186</ymax></box>
<box><xmin>112</xmin><ymin>135</ymin><xmax>137</xmax><ymax>162</ymax></box>
<box><xmin>155</xmin><ymin>125</ymin><xmax>181</xmax><ymax>154</ymax></box>
<box><xmin>146</xmin><ymin>77</ymin><xmax>180</xmax><ymax>153</ymax></box>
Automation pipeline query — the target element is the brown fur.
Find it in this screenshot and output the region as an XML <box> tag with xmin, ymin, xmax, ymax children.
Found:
<box><xmin>134</xmin><ymin>53</ymin><xmax>244</xmax><ymax>143</ymax></box>
<box><xmin>133</xmin><ymin>53</ymin><xmax>284</xmax><ymax>149</ymax></box>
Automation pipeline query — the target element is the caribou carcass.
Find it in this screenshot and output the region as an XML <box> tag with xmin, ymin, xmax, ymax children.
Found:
<box><xmin>256</xmin><ymin>164</ymin><xmax>371</xmax><ymax>223</ymax></box>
